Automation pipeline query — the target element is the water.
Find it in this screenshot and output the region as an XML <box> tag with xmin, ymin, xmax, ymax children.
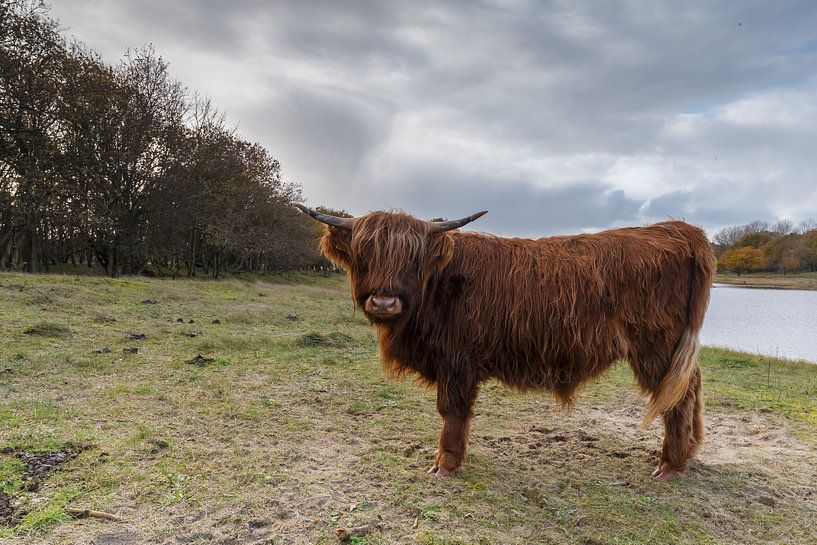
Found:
<box><xmin>700</xmin><ymin>284</ymin><xmax>817</xmax><ymax>363</ymax></box>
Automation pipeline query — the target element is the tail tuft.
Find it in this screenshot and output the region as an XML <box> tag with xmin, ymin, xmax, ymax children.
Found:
<box><xmin>641</xmin><ymin>233</ymin><xmax>714</xmax><ymax>428</ymax></box>
<box><xmin>640</xmin><ymin>329</ymin><xmax>700</xmax><ymax>427</ymax></box>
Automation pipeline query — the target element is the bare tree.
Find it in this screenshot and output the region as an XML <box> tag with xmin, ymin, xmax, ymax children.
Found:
<box><xmin>771</xmin><ymin>219</ymin><xmax>794</xmax><ymax>236</ymax></box>
<box><xmin>797</xmin><ymin>218</ymin><xmax>816</xmax><ymax>235</ymax></box>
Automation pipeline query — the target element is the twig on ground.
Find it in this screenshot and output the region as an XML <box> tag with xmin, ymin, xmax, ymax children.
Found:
<box><xmin>67</xmin><ymin>507</ymin><xmax>124</xmax><ymax>522</ymax></box>
<box><xmin>335</xmin><ymin>524</ymin><xmax>372</xmax><ymax>540</ymax></box>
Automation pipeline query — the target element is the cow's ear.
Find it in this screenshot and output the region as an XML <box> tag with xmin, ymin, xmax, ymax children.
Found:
<box><xmin>427</xmin><ymin>232</ymin><xmax>454</xmax><ymax>274</ymax></box>
<box><xmin>320</xmin><ymin>226</ymin><xmax>353</xmax><ymax>269</ymax></box>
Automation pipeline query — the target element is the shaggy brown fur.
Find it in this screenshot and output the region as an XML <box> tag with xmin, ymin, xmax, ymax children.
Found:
<box><xmin>316</xmin><ymin>211</ymin><xmax>715</xmax><ymax>478</ymax></box>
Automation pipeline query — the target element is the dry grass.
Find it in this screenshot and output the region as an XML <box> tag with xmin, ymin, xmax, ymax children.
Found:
<box><xmin>0</xmin><ymin>272</ymin><xmax>815</xmax><ymax>545</ymax></box>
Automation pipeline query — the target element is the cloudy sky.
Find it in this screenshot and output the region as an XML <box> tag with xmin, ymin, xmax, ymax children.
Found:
<box><xmin>50</xmin><ymin>1</ymin><xmax>817</xmax><ymax>237</ymax></box>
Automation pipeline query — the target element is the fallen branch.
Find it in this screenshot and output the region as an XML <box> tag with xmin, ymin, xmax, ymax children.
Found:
<box><xmin>67</xmin><ymin>507</ymin><xmax>124</xmax><ymax>522</ymax></box>
<box><xmin>334</xmin><ymin>524</ymin><xmax>371</xmax><ymax>540</ymax></box>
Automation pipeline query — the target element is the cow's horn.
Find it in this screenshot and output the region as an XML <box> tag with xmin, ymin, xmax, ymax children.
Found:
<box><xmin>430</xmin><ymin>210</ymin><xmax>488</xmax><ymax>232</ymax></box>
<box><xmin>294</xmin><ymin>203</ymin><xmax>354</xmax><ymax>228</ymax></box>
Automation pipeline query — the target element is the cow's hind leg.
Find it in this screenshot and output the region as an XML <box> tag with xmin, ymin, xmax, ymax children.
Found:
<box><xmin>428</xmin><ymin>374</ymin><xmax>479</xmax><ymax>477</ymax></box>
<box><xmin>653</xmin><ymin>364</ymin><xmax>703</xmax><ymax>480</ymax></box>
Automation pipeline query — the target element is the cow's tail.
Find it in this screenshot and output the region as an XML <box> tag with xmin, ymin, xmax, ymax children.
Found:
<box><xmin>641</xmin><ymin>240</ymin><xmax>714</xmax><ymax>428</ymax></box>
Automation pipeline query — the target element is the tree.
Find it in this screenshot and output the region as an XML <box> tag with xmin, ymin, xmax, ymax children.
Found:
<box><xmin>771</xmin><ymin>219</ymin><xmax>794</xmax><ymax>236</ymax></box>
<box><xmin>735</xmin><ymin>231</ymin><xmax>774</xmax><ymax>249</ymax></box>
<box><xmin>717</xmin><ymin>247</ymin><xmax>766</xmax><ymax>275</ymax></box>
<box><xmin>56</xmin><ymin>44</ymin><xmax>119</xmax><ymax>269</ymax></box>
<box><xmin>797</xmin><ymin>219</ymin><xmax>816</xmax><ymax>235</ymax></box>
<box><xmin>801</xmin><ymin>230</ymin><xmax>817</xmax><ymax>272</ymax></box>
<box><xmin>712</xmin><ymin>220</ymin><xmax>771</xmax><ymax>257</ymax></box>
<box><xmin>1</xmin><ymin>1</ymin><xmax>321</xmax><ymax>277</ymax></box>
<box><xmin>0</xmin><ymin>0</ymin><xmax>67</xmax><ymax>271</ymax></box>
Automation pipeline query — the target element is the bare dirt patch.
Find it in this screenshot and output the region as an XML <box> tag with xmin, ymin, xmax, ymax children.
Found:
<box><xmin>0</xmin><ymin>491</ymin><xmax>15</xmax><ymax>526</ymax></box>
<box><xmin>15</xmin><ymin>444</ymin><xmax>91</xmax><ymax>492</ymax></box>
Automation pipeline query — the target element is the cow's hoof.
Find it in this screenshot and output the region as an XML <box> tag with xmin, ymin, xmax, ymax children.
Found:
<box><xmin>427</xmin><ymin>465</ymin><xmax>454</xmax><ymax>477</ymax></box>
<box><xmin>651</xmin><ymin>466</ymin><xmax>678</xmax><ymax>481</ymax></box>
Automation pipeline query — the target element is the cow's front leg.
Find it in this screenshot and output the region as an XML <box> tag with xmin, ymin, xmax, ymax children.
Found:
<box><xmin>427</xmin><ymin>376</ymin><xmax>478</xmax><ymax>477</ymax></box>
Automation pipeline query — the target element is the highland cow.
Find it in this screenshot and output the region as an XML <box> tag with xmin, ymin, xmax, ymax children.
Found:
<box><xmin>295</xmin><ymin>204</ymin><xmax>715</xmax><ymax>480</ymax></box>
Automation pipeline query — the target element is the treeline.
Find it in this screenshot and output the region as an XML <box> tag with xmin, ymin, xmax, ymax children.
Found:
<box><xmin>714</xmin><ymin>219</ymin><xmax>817</xmax><ymax>274</ymax></box>
<box><xmin>0</xmin><ymin>0</ymin><xmax>322</xmax><ymax>277</ymax></box>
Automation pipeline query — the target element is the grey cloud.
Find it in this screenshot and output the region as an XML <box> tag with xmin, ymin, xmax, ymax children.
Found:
<box><xmin>48</xmin><ymin>0</ymin><xmax>817</xmax><ymax>237</ymax></box>
<box><xmin>643</xmin><ymin>191</ymin><xmax>694</xmax><ymax>222</ymax></box>
<box><xmin>345</xmin><ymin>162</ymin><xmax>644</xmax><ymax>237</ymax></box>
<box><xmin>115</xmin><ymin>0</ymin><xmax>268</xmax><ymax>55</ymax></box>
<box><xmin>242</xmin><ymin>84</ymin><xmax>391</xmax><ymax>195</ymax></box>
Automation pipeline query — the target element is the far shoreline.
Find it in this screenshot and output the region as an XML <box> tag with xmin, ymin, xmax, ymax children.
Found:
<box><xmin>714</xmin><ymin>272</ymin><xmax>817</xmax><ymax>291</ymax></box>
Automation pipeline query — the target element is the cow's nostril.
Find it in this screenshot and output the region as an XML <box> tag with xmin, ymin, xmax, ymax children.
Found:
<box><xmin>372</xmin><ymin>296</ymin><xmax>396</xmax><ymax>308</ymax></box>
<box><xmin>365</xmin><ymin>295</ymin><xmax>403</xmax><ymax>316</ymax></box>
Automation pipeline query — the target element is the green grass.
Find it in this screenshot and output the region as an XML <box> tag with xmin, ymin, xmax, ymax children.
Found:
<box><xmin>703</xmin><ymin>349</ymin><xmax>817</xmax><ymax>427</ymax></box>
<box><xmin>0</xmin><ymin>271</ymin><xmax>815</xmax><ymax>544</ymax></box>
<box><xmin>22</xmin><ymin>322</ymin><xmax>72</xmax><ymax>338</ymax></box>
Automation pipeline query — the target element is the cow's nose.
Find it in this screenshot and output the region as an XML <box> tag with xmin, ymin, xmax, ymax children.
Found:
<box><xmin>365</xmin><ymin>295</ymin><xmax>403</xmax><ymax>317</ymax></box>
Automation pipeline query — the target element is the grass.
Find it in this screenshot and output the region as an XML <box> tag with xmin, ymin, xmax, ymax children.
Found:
<box><xmin>0</xmin><ymin>271</ymin><xmax>815</xmax><ymax>544</ymax></box>
<box><xmin>22</xmin><ymin>322</ymin><xmax>72</xmax><ymax>338</ymax></box>
<box><xmin>715</xmin><ymin>271</ymin><xmax>817</xmax><ymax>290</ymax></box>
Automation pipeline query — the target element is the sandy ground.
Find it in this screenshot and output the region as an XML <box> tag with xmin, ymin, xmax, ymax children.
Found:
<box><xmin>19</xmin><ymin>390</ymin><xmax>816</xmax><ymax>545</ymax></box>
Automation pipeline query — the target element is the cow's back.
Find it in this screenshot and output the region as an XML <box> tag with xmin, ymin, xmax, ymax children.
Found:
<box><xmin>438</xmin><ymin>221</ymin><xmax>711</xmax><ymax>395</ymax></box>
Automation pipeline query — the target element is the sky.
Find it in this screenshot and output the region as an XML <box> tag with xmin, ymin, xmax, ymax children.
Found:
<box><xmin>49</xmin><ymin>1</ymin><xmax>817</xmax><ymax>238</ymax></box>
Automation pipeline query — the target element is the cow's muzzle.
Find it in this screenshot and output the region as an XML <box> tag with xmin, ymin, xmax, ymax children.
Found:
<box><xmin>364</xmin><ymin>295</ymin><xmax>403</xmax><ymax>319</ymax></box>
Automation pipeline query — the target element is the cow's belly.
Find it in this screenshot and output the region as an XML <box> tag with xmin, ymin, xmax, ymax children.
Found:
<box><xmin>480</xmin><ymin>321</ymin><xmax>631</xmax><ymax>393</ymax></box>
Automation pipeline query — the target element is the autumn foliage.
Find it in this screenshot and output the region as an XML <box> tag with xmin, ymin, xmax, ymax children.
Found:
<box><xmin>717</xmin><ymin>247</ymin><xmax>766</xmax><ymax>274</ymax></box>
<box><xmin>715</xmin><ymin>220</ymin><xmax>817</xmax><ymax>274</ymax></box>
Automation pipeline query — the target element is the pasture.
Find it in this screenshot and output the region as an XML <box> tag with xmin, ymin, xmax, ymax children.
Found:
<box><xmin>1</xmin><ymin>273</ymin><xmax>816</xmax><ymax>544</ymax></box>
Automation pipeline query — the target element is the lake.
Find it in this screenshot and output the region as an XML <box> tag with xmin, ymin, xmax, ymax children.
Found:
<box><xmin>701</xmin><ymin>284</ymin><xmax>817</xmax><ymax>363</ymax></box>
